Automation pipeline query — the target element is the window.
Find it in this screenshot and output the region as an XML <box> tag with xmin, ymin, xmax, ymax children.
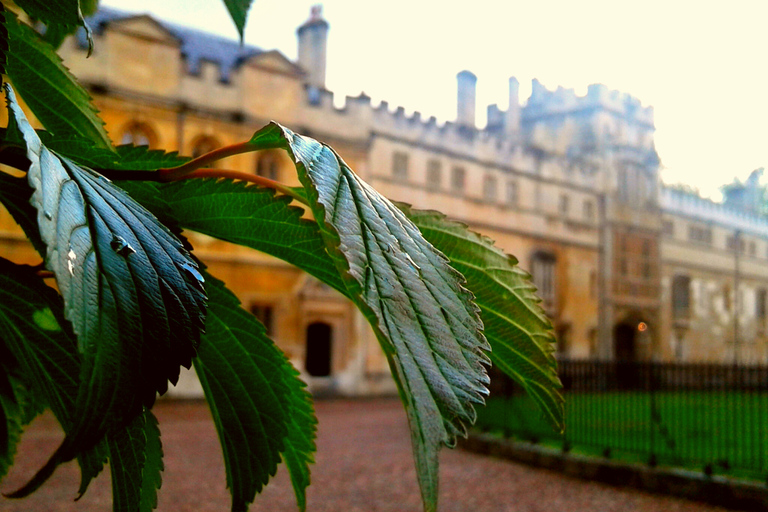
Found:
<box><xmin>583</xmin><ymin>200</ymin><xmax>594</xmax><ymax>221</ymax></box>
<box><xmin>530</xmin><ymin>251</ymin><xmax>556</xmax><ymax>312</ymax></box>
<box><xmin>506</xmin><ymin>180</ymin><xmax>518</xmax><ymax>206</ymax></box>
<box><xmin>672</xmin><ymin>275</ymin><xmax>691</xmax><ymax>319</ymax></box>
<box><xmin>120</xmin><ymin>122</ymin><xmax>156</xmax><ymax>147</ymax></box>
<box><xmin>426</xmin><ymin>160</ymin><xmax>441</xmax><ymax>189</ymax></box>
<box><xmin>727</xmin><ymin>234</ymin><xmax>745</xmax><ymax>252</ymax></box>
<box><xmin>190</xmin><ymin>136</ymin><xmax>220</xmax><ymax>162</ymax></box>
<box><xmin>559</xmin><ymin>194</ymin><xmax>569</xmax><ymax>215</ymax></box>
<box><xmin>688</xmin><ymin>224</ymin><xmax>712</xmax><ymax>245</ymax></box>
<box><xmin>451</xmin><ymin>166</ymin><xmax>466</xmax><ymax>191</ymax></box>
<box><xmin>482</xmin><ymin>175</ymin><xmax>497</xmax><ymax>201</ymax></box>
<box><xmin>749</xmin><ymin>242</ymin><xmax>756</xmax><ymax>257</ymax></box>
<box><xmin>250</xmin><ymin>303</ymin><xmax>274</xmax><ymax>336</ymax></box>
<box><xmin>256</xmin><ymin>152</ymin><xmax>280</xmax><ymax>180</ymax></box>
<box><xmin>662</xmin><ymin>220</ymin><xmax>674</xmax><ymax>237</ymax></box>
<box><xmin>392</xmin><ymin>152</ymin><xmax>408</xmax><ymax>179</ymax></box>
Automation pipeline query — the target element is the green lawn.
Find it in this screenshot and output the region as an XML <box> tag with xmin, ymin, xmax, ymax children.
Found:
<box><xmin>476</xmin><ymin>392</ymin><xmax>768</xmax><ymax>480</ymax></box>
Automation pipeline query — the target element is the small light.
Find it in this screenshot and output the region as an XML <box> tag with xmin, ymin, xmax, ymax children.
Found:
<box><xmin>638</xmin><ymin>322</ymin><xmax>648</xmax><ymax>332</ymax></box>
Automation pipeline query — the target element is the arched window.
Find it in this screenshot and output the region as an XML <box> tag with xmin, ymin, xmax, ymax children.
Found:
<box><xmin>256</xmin><ymin>152</ymin><xmax>280</xmax><ymax>180</ymax></box>
<box><xmin>305</xmin><ymin>322</ymin><xmax>332</xmax><ymax>377</ymax></box>
<box><xmin>119</xmin><ymin>122</ymin><xmax>157</xmax><ymax>147</ymax></box>
<box><xmin>191</xmin><ymin>135</ymin><xmax>221</xmax><ymax>160</ymax></box>
<box><xmin>530</xmin><ymin>251</ymin><xmax>556</xmax><ymax>313</ymax></box>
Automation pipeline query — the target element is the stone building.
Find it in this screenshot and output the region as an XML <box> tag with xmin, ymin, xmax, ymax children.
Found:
<box><xmin>2</xmin><ymin>6</ymin><xmax>767</xmax><ymax>396</ymax></box>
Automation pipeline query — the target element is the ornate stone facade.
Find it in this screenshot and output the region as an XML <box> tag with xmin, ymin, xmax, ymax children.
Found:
<box><xmin>3</xmin><ymin>6</ymin><xmax>768</xmax><ymax>396</ymax></box>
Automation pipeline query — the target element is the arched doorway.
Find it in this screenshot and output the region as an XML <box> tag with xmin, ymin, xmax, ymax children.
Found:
<box><xmin>614</xmin><ymin>321</ymin><xmax>639</xmax><ymax>389</ymax></box>
<box><xmin>614</xmin><ymin>323</ymin><xmax>636</xmax><ymax>362</ymax></box>
<box><xmin>305</xmin><ymin>322</ymin><xmax>332</xmax><ymax>377</ymax></box>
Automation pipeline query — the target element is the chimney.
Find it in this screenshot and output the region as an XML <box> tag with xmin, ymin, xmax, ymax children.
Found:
<box><xmin>456</xmin><ymin>70</ymin><xmax>477</xmax><ymax>128</ymax></box>
<box><xmin>505</xmin><ymin>76</ymin><xmax>520</xmax><ymax>138</ymax></box>
<box><xmin>297</xmin><ymin>5</ymin><xmax>329</xmax><ymax>89</ymax></box>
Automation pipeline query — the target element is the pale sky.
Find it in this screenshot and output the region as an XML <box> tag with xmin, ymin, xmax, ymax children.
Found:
<box><xmin>102</xmin><ymin>0</ymin><xmax>768</xmax><ymax>200</ymax></box>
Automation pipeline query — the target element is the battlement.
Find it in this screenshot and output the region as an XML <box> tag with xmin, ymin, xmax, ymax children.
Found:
<box><xmin>525</xmin><ymin>79</ymin><xmax>654</xmax><ymax>127</ymax></box>
<box><xmin>661</xmin><ymin>187</ymin><xmax>768</xmax><ymax>237</ymax></box>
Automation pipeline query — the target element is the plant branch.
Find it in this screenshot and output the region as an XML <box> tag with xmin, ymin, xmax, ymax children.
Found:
<box><xmin>156</xmin><ymin>142</ymin><xmax>255</xmax><ymax>180</ymax></box>
<box><xmin>174</xmin><ymin>169</ymin><xmax>308</xmax><ymax>205</ymax></box>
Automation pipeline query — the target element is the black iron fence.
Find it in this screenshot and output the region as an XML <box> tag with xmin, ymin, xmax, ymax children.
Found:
<box><xmin>477</xmin><ymin>360</ymin><xmax>768</xmax><ymax>481</ymax></box>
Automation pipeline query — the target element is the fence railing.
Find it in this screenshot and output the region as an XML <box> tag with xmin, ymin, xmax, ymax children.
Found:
<box><xmin>477</xmin><ymin>360</ymin><xmax>768</xmax><ymax>481</ymax></box>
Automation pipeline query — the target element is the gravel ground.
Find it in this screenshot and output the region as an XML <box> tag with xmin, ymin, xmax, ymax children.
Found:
<box><xmin>2</xmin><ymin>398</ymin><xmax>728</xmax><ymax>511</ymax></box>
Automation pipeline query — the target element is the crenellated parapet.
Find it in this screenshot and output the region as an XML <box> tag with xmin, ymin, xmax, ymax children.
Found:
<box><xmin>661</xmin><ymin>187</ymin><xmax>768</xmax><ymax>237</ymax></box>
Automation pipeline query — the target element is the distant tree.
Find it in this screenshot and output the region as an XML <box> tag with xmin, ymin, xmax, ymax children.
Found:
<box><xmin>0</xmin><ymin>1</ymin><xmax>561</xmax><ymax>511</ymax></box>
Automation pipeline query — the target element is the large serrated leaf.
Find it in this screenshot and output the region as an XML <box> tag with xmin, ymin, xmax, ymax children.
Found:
<box><xmin>3</xmin><ymin>84</ymin><xmax>207</xmax><ymax>497</ymax></box>
<box><xmin>244</xmin><ymin>122</ymin><xmax>490</xmax><ymax>512</ymax></box>
<box><xmin>120</xmin><ymin>178</ymin><xmax>346</xmax><ymax>295</ymax></box>
<box><xmin>0</xmin><ymin>172</ymin><xmax>47</xmax><ymax>257</ymax></box>
<box><xmin>194</xmin><ymin>272</ymin><xmax>316</xmax><ymax>512</ymax></box>
<box><xmin>0</xmin><ymin>257</ymin><xmax>106</xmax><ymax>492</ymax></box>
<box><xmin>397</xmin><ymin>204</ymin><xmax>564</xmax><ymax>430</ymax></box>
<box><xmin>0</xmin><ymin>358</ymin><xmax>42</xmax><ymax>482</ymax></box>
<box><xmin>221</xmin><ymin>0</ymin><xmax>253</xmax><ymax>41</ymax></box>
<box><xmin>3</xmin><ymin>10</ymin><xmax>109</xmax><ymax>148</ymax></box>
<box><xmin>107</xmin><ymin>409</ymin><xmax>163</xmax><ymax>512</ymax></box>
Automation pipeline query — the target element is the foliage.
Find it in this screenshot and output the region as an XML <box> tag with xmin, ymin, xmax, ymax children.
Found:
<box><xmin>0</xmin><ymin>1</ymin><xmax>562</xmax><ymax>511</ymax></box>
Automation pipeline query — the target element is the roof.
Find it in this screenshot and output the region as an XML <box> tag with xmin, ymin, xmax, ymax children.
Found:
<box><xmin>77</xmin><ymin>6</ymin><xmax>263</xmax><ymax>82</ymax></box>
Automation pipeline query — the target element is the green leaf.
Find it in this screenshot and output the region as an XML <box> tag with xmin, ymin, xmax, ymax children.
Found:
<box><xmin>0</xmin><ymin>362</ymin><xmax>43</xmax><ymax>482</ymax></box>
<box><xmin>194</xmin><ymin>272</ymin><xmax>316</xmax><ymax>512</ymax></box>
<box><xmin>279</xmin><ymin>363</ymin><xmax>316</xmax><ymax>512</ymax></box>
<box><xmin>397</xmin><ymin>204</ymin><xmax>564</xmax><ymax>430</ymax></box>
<box><xmin>0</xmin><ymin>256</ymin><xmax>109</xmax><ymax>495</ymax></box>
<box><xmin>0</xmin><ymin>3</ymin><xmax>8</xmax><ymax>78</ymax></box>
<box><xmin>246</xmin><ymin>123</ymin><xmax>490</xmax><ymax>512</ymax></box>
<box><xmin>13</xmin><ymin>0</ymin><xmax>93</xmax><ymax>52</ymax></box>
<box><xmin>3</xmin><ymin>84</ymin><xmax>207</xmax><ymax>497</ymax></box>
<box><xmin>120</xmin><ymin>178</ymin><xmax>346</xmax><ymax>295</ymax></box>
<box><xmin>221</xmin><ymin>0</ymin><xmax>253</xmax><ymax>41</ymax></box>
<box><xmin>107</xmin><ymin>409</ymin><xmax>163</xmax><ymax>512</ymax></box>
<box><xmin>3</xmin><ymin>10</ymin><xmax>109</xmax><ymax>148</ymax></box>
<box><xmin>0</xmin><ymin>172</ymin><xmax>47</xmax><ymax>257</ymax></box>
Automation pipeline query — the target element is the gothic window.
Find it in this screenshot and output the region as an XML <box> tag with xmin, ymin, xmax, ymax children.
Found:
<box><xmin>120</xmin><ymin>122</ymin><xmax>157</xmax><ymax>147</ymax></box>
<box><xmin>672</xmin><ymin>275</ymin><xmax>691</xmax><ymax>319</ymax></box>
<box><xmin>426</xmin><ymin>160</ymin><xmax>441</xmax><ymax>189</ymax></box>
<box><xmin>482</xmin><ymin>174</ymin><xmax>497</xmax><ymax>201</ymax></box>
<box><xmin>506</xmin><ymin>180</ymin><xmax>518</xmax><ymax>206</ymax></box>
<box><xmin>256</xmin><ymin>152</ymin><xmax>280</xmax><ymax>180</ymax></box>
<box><xmin>530</xmin><ymin>251</ymin><xmax>556</xmax><ymax>312</ymax></box>
<box><xmin>392</xmin><ymin>152</ymin><xmax>408</xmax><ymax>179</ymax></box>
<box><xmin>451</xmin><ymin>166</ymin><xmax>466</xmax><ymax>192</ymax></box>
<box><xmin>250</xmin><ymin>303</ymin><xmax>274</xmax><ymax>336</ymax></box>
<box><xmin>190</xmin><ymin>136</ymin><xmax>221</xmax><ymax>162</ymax></box>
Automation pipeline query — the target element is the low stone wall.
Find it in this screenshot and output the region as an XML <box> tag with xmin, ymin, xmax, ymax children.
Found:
<box><xmin>460</xmin><ymin>432</ymin><xmax>768</xmax><ymax>511</ymax></box>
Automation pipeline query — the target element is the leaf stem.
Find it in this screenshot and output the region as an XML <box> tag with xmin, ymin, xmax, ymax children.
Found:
<box><xmin>156</xmin><ymin>142</ymin><xmax>255</xmax><ymax>180</ymax></box>
<box><xmin>173</xmin><ymin>168</ymin><xmax>309</xmax><ymax>205</ymax></box>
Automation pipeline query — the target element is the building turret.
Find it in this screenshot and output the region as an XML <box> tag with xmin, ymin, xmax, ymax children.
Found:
<box><xmin>297</xmin><ymin>5</ymin><xmax>329</xmax><ymax>89</ymax></box>
<box><xmin>456</xmin><ymin>70</ymin><xmax>477</xmax><ymax>128</ymax></box>
<box><xmin>505</xmin><ymin>76</ymin><xmax>520</xmax><ymax>139</ymax></box>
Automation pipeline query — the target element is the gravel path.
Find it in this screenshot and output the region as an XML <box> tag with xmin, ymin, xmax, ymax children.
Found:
<box><xmin>2</xmin><ymin>398</ymin><xmax>728</xmax><ymax>511</ymax></box>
